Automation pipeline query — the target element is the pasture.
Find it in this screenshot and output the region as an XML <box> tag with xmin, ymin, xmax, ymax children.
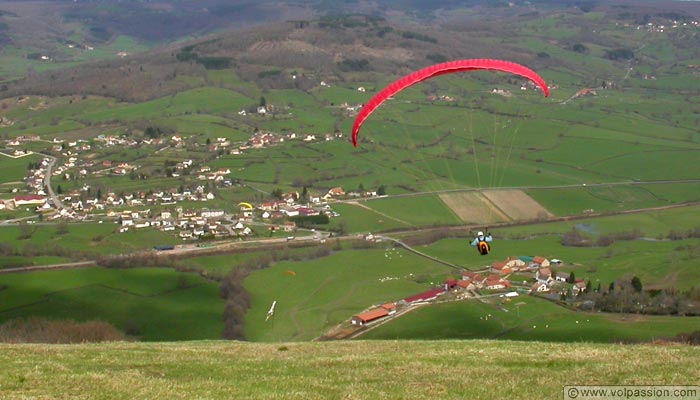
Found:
<box><xmin>0</xmin><ymin>267</ymin><xmax>224</xmax><ymax>341</ymax></box>
<box><xmin>0</xmin><ymin>222</ymin><xmax>177</xmax><ymax>256</ymax></box>
<box><xmin>242</xmin><ymin>205</ymin><xmax>700</xmax><ymax>341</ymax></box>
<box><xmin>243</xmin><ymin>246</ymin><xmax>452</xmax><ymax>342</ymax></box>
<box><xmin>361</xmin><ymin>295</ymin><xmax>700</xmax><ymax>342</ymax></box>
<box><xmin>0</xmin><ymin>152</ymin><xmax>41</xmax><ymax>185</ymax></box>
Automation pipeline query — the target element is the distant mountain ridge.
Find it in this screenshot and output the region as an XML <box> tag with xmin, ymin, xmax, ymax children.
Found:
<box><xmin>2</xmin><ymin>0</ymin><xmax>700</xmax><ymax>101</ymax></box>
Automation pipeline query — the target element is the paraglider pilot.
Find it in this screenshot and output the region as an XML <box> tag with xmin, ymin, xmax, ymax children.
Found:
<box><xmin>470</xmin><ymin>230</ymin><xmax>493</xmax><ymax>255</ymax></box>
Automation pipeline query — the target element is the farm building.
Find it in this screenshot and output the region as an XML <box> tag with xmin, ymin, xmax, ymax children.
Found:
<box><xmin>533</xmin><ymin>256</ymin><xmax>550</xmax><ymax>267</ymax></box>
<box><xmin>462</xmin><ymin>271</ymin><xmax>484</xmax><ymax>283</ymax></box>
<box><xmin>456</xmin><ymin>280</ymin><xmax>474</xmax><ymax>290</ymax></box>
<box><xmin>573</xmin><ymin>280</ymin><xmax>587</xmax><ymax>295</ymax></box>
<box><xmin>536</xmin><ymin>268</ymin><xmax>553</xmax><ymax>284</ymax></box>
<box><xmin>490</xmin><ymin>261</ymin><xmax>513</xmax><ymax>275</ymax></box>
<box><xmin>352</xmin><ymin>308</ymin><xmax>389</xmax><ymax>326</ymax></box>
<box><xmin>505</xmin><ymin>257</ymin><xmax>526</xmax><ymax>270</ymax></box>
<box><xmin>530</xmin><ymin>282</ymin><xmax>549</xmax><ymax>293</ymax></box>
<box><xmin>401</xmin><ymin>288</ymin><xmax>446</xmax><ymax>305</ymax></box>
<box><xmin>484</xmin><ymin>275</ymin><xmax>511</xmax><ymax>290</ymax></box>
<box><xmin>444</xmin><ymin>278</ymin><xmax>459</xmax><ymax>290</ymax></box>
<box><xmin>14</xmin><ymin>195</ymin><xmax>46</xmax><ymax>206</ymax></box>
<box><xmin>381</xmin><ymin>303</ymin><xmax>397</xmax><ymax>315</ymax></box>
<box><xmin>556</xmin><ymin>272</ymin><xmax>570</xmax><ymax>282</ymax></box>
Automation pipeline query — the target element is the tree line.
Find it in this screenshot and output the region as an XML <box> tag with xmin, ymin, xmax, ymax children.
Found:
<box><xmin>580</xmin><ymin>276</ymin><xmax>700</xmax><ymax>316</ymax></box>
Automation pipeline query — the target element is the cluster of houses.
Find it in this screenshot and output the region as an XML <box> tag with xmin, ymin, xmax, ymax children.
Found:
<box><xmin>630</xmin><ymin>19</ymin><xmax>700</xmax><ymax>33</ymax></box>
<box><xmin>351</xmin><ymin>255</ymin><xmax>587</xmax><ymax>327</ymax></box>
<box><xmin>113</xmin><ymin>207</ymin><xmax>252</xmax><ymax>238</ymax></box>
<box><xmin>67</xmin><ymin>185</ymin><xmax>217</xmax><ymax>211</ymax></box>
<box><xmin>238</xmin><ymin>130</ymin><xmax>345</xmax><ymax>152</ymax></box>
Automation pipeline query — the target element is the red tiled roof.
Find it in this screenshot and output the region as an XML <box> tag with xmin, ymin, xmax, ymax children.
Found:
<box><xmin>403</xmin><ymin>288</ymin><xmax>445</xmax><ymax>304</ymax></box>
<box><xmin>492</xmin><ymin>261</ymin><xmax>507</xmax><ymax>269</ymax></box>
<box><xmin>354</xmin><ymin>308</ymin><xmax>389</xmax><ymax>323</ymax></box>
<box><xmin>14</xmin><ymin>195</ymin><xmax>45</xmax><ymax>202</ymax></box>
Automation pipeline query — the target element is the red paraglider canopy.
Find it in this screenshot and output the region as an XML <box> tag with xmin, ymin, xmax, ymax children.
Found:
<box><xmin>351</xmin><ymin>58</ymin><xmax>549</xmax><ymax>147</ymax></box>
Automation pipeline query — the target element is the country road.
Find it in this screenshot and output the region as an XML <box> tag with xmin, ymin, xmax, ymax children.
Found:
<box><xmin>41</xmin><ymin>153</ymin><xmax>66</xmax><ymax>211</ymax></box>
<box><xmin>334</xmin><ymin>179</ymin><xmax>700</xmax><ymax>204</ymax></box>
<box><xmin>0</xmin><ymin>261</ymin><xmax>96</xmax><ymax>274</ymax></box>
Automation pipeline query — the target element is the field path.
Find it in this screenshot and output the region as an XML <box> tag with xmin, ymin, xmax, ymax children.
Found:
<box><xmin>287</xmin><ymin>276</ymin><xmax>335</xmax><ymax>341</ymax></box>
<box><xmin>350</xmin><ymin>201</ymin><xmax>414</xmax><ymax>227</ymax></box>
<box><xmin>0</xmin><ymin>261</ymin><xmax>96</xmax><ymax>274</ymax></box>
<box><xmin>378</xmin><ymin>236</ymin><xmax>464</xmax><ymax>270</ymax></box>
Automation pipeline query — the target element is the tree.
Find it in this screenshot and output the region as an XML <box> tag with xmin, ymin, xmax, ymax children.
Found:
<box><xmin>206</xmin><ymin>137</ymin><xmax>211</xmax><ymax>145</ymax></box>
<box><xmin>17</xmin><ymin>221</ymin><xmax>36</xmax><ymax>240</ymax></box>
<box><xmin>572</xmin><ymin>43</ymin><xmax>588</xmax><ymax>53</ymax></box>
<box><xmin>376</xmin><ymin>185</ymin><xmax>386</xmax><ymax>196</ymax></box>
<box><xmin>631</xmin><ymin>276</ymin><xmax>643</xmax><ymax>293</ymax></box>
<box><xmin>567</xmin><ymin>271</ymin><xmax>576</xmax><ymax>284</ymax></box>
<box><xmin>259</xmin><ymin>96</ymin><xmax>266</xmax><ymax>107</ymax></box>
<box><xmin>57</xmin><ymin>185</ymin><xmax>63</xmax><ymax>195</ymax></box>
<box><xmin>271</xmin><ymin>188</ymin><xmax>283</xmax><ymax>199</ymax></box>
<box><xmin>56</xmin><ymin>222</ymin><xmax>69</xmax><ymax>235</ymax></box>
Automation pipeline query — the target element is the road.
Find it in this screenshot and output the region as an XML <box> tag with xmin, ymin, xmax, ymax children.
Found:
<box><xmin>0</xmin><ymin>260</ymin><xmax>96</xmax><ymax>274</ymax></box>
<box><xmin>41</xmin><ymin>153</ymin><xmax>66</xmax><ymax>210</ymax></box>
<box><xmin>334</xmin><ymin>179</ymin><xmax>700</xmax><ymax>204</ymax></box>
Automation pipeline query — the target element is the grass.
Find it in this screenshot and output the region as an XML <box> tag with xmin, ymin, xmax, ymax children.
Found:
<box><xmin>360</xmin><ymin>194</ymin><xmax>462</xmax><ymax>227</ymax></box>
<box><xmin>0</xmin><ymin>153</ymin><xmax>42</xmax><ymax>184</ymax></box>
<box><xmin>0</xmin><ymin>267</ymin><xmax>224</xmax><ymax>341</ymax></box>
<box><xmin>0</xmin><ymin>340</ymin><xmax>697</xmax><ymax>399</ymax></box>
<box><xmin>362</xmin><ymin>296</ymin><xmax>700</xmax><ymax>342</ymax></box>
<box><xmin>241</xmin><ymin>205</ymin><xmax>700</xmax><ymax>342</ymax></box>
<box><xmin>0</xmin><ymin>222</ymin><xmax>178</xmax><ymax>256</ymax></box>
<box><xmin>243</xmin><ymin>247</ymin><xmax>451</xmax><ymax>342</ymax></box>
<box><xmin>328</xmin><ymin>202</ymin><xmax>411</xmax><ymax>232</ymax></box>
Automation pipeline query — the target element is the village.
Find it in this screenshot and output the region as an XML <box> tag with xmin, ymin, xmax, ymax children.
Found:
<box><xmin>349</xmin><ymin>254</ymin><xmax>588</xmax><ymax>330</ymax></box>
<box><xmin>0</xmin><ymin>113</ymin><xmax>378</xmax><ymax>242</ymax></box>
<box><xmin>3</xmin><ymin>148</ymin><xmax>357</xmax><ymax>241</ymax></box>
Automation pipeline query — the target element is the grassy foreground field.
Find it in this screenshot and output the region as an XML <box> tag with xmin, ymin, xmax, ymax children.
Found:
<box><xmin>0</xmin><ymin>340</ymin><xmax>697</xmax><ymax>399</ymax></box>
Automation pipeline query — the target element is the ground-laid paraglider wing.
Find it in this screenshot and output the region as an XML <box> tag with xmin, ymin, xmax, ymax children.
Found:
<box><xmin>351</xmin><ymin>58</ymin><xmax>549</xmax><ymax>147</ymax></box>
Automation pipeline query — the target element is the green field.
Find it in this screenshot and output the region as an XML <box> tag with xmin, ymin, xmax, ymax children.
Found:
<box><xmin>362</xmin><ymin>296</ymin><xmax>700</xmax><ymax>342</ymax></box>
<box><xmin>0</xmin><ymin>340</ymin><xmax>697</xmax><ymax>399</ymax></box>
<box><xmin>244</xmin><ymin>246</ymin><xmax>451</xmax><ymax>342</ymax></box>
<box><xmin>0</xmin><ymin>153</ymin><xmax>42</xmax><ymax>185</ymax></box>
<box><xmin>0</xmin><ymin>267</ymin><xmax>224</xmax><ymax>341</ymax></box>
<box><xmin>0</xmin><ymin>222</ymin><xmax>178</xmax><ymax>256</ymax></box>
<box><xmin>239</xmin><ymin>205</ymin><xmax>700</xmax><ymax>342</ymax></box>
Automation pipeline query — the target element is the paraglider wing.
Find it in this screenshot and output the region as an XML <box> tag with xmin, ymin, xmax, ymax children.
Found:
<box><xmin>238</xmin><ymin>202</ymin><xmax>254</xmax><ymax>210</ymax></box>
<box><xmin>351</xmin><ymin>59</ymin><xmax>549</xmax><ymax>147</ymax></box>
